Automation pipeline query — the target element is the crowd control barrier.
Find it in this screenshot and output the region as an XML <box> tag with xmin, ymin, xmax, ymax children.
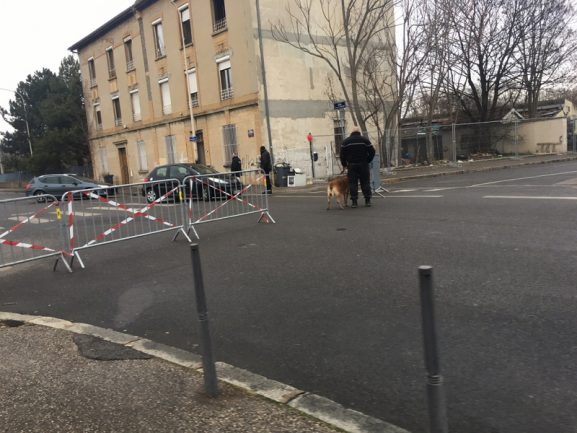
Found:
<box><xmin>0</xmin><ymin>195</ymin><xmax>71</xmax><ymax>272</ymax></box>
<box><xmin>183</xmin><ymin>169</ymin><xmax>275</xmax><ymax>239</ymax></box>
<box><xmin>62</xmin><ymin>180</ymin><xmax>192</xmax><ymax>268</ymax></box>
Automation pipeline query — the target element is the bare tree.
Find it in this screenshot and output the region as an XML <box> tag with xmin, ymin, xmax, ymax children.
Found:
<box><xmin>416</xmin><ymin>0</ymin><xmax>452</xmax><ymax>162</ymax></box>
<box><xmin>272</xmin><ymin>0</ymin><xmax>395</xmax><ymax>135</ymax></box>
<box><xmin>445</xmin><ymin>0</ymin><xmax>524</xmax><ymax>122</ymax></box>
<box><xmin>357</xmin><ymin>0</ymin><xmax>427</xmax><ymax>166</ymax></box>
<box><xmin>516</xmin><ymin>0</ymin><xmax>577</xmax><ymax>117</ymax></box>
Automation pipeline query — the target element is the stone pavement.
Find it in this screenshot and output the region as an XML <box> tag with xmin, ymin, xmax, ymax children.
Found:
<box><xmin>0</xmin><ymin>313</ymin><xmax>408</xmax><ymax>433</ymax></box>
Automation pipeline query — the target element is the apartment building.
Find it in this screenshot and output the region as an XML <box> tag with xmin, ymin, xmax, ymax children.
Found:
<box><xmin>69</xmin><ymin>0</ymin><xmax>391</xmax><ymax>183</ymax></box>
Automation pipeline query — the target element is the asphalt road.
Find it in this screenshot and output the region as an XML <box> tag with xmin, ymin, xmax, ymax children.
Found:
<box><xmin>2</xmin><ymin>161</ymin><xmax>577</xmax><ymax>433</ymax></box>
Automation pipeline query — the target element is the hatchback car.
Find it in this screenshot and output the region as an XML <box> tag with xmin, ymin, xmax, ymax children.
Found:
<box><xmin>142</xmin><ymin>163</ymin><xmax>243</xmax><ymax>203</ymax></box>
<box><xmin>25</xmin><ymin>174</ymin><xmax>114</xmax><ymax>201</ymax></box>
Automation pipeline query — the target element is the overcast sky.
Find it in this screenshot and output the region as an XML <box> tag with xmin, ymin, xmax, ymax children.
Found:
<box><xmin>0</xmin><ymin>0</ymin><xmax>135</xmax><ymax>133</ymax></box>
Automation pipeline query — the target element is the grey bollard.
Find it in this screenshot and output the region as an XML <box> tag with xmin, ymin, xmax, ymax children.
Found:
<box><xmin>190</xmin><ymin>243</ymin><xmax>219</xmax><ymax>397</ymax></box>
<box><xmin>419</xmin><ymin>266</ymin><xmax>448</xmax><ymax>433</ymax></box>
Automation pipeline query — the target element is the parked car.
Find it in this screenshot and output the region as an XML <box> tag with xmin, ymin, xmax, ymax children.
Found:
<box><xmin>25</xmin><ymin>174</ymin><xmax>115</xmax><ymax>201</ymax></box>
<box><xmin>142</xmin><ymin>163</ymin><xmax>243</xmax><ymax>203</ymax></box>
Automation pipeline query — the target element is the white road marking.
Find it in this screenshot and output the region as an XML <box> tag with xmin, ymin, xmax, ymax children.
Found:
<box><xmin>471</xmin><ymin>170</ymin><xmax>577</xmax><ymax>187</ymax></box>
<box><xmin>484</xmin><ymin>195</ymin><xmax>577</xmax><ymax>200</ymax></box>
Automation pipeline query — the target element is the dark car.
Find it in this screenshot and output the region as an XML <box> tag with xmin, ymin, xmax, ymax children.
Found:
<box><xmin>142</xmin><ymin>163</ymin><xmax>243</xmax><ymax>203</ymax></box>
<box><xmin>25</xmin><ymin>174</ymin><xmax>114</xmax><ymax>201</ymax></box>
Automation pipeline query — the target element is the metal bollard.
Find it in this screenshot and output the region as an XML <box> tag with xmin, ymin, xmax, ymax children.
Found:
<box><xmin>190</xmin><ymin>243</ymin><xmax>219</xmax><ymax>397</ymax></box>
<box><xmin>418</xmin><ymin>266</ymin><xmax>448</xmax><ymax>433</ymax></box>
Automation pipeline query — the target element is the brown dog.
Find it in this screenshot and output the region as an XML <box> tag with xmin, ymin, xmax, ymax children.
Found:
<box><xmin>326</xmin><ymin>175</ymin><xmax>349</xmax><ymax>210</ymax></box>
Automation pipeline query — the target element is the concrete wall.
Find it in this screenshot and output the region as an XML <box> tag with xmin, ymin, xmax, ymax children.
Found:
<box><xmin>514</xmin><ymin>118</ymin><xmax>567</xmax><ymax>154</ymax></box>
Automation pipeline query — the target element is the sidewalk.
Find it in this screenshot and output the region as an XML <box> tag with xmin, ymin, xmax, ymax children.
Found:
<box><xmin>0</xmin><ymin>313</ymin><xmax>408</xmax><ymax>433</ymax></box>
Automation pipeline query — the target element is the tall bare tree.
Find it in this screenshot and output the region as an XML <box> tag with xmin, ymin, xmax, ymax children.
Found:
<box><xmin>516</xmin><ymin>0</ymin><xmax>577</xmax><ymax>117</ymax></box>
<box><xmin>357</xmin><ymin>0</ymin><xmax>426</xmax><ymax>166</ymax></box>
<box><xmin>445</xmin><ymin>0</ymin><xmax>524</xmax><ymax>122</ymax></box>
<box><xmin>272</xmin><ymin>0</ymin><xmax>395</xmax><ymax>135</ymax></box>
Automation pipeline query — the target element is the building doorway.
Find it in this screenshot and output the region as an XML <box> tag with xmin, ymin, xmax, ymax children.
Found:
<box><xmin>117</xmin><ymin>146</ymin><xmax>129</xmax><ymax>184</ymax></box>
<box><xmin>195</xmin><ymin>130</ymin><xmax>205</xmax><ymax>164</ymax></box>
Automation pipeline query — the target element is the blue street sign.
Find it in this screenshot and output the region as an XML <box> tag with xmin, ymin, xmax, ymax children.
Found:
<box><xmin>189</xmin><ymin>135</ymin><xmax>197</xmax><ymax>142</ymax></box>
<box><xmin>334</xmin><ymin>101</ymin><xmax>346</xmax><ymax>110</ymax></box>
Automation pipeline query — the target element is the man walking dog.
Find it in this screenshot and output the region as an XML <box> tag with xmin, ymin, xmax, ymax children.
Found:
<box><xmin>340</xmin><ymin>126</ymin><xmax>376</xmax><ymax>208</ymax></box>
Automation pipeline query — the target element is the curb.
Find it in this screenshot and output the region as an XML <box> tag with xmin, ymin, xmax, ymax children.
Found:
<box><xmin>0</xmin><ymin>312</ymin><xmax>411</xmax><ymax>433</ymax></box>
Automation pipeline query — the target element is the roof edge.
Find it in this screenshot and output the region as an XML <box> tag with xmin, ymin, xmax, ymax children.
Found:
<box><xmin>68</xmin><ymin>0</ymin><xmax>162</xmax><ymax>52</ymax></box>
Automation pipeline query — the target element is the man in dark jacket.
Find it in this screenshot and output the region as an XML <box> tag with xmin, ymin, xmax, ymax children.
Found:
<box><xmin>259</xmin><ymin>146</ymin><xmax>272</xmax><ymax>194</ymax></box>
<box><xmin>230</xmin><ymin>153</ymin><xmax>242</xmax><ymax>172</ymax></box>
<box><xmin>340</xmin><ymin>126</ymin><xmax>376</xmax><ymax>207</ymax></box>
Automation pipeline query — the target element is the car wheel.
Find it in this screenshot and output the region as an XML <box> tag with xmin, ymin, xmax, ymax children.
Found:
<box><xmin>146</xmin><ymin>188</ymin><xmax>158</xmax><ymax>204</ymax></box>
<box><xmin>33</xmin><ymin>190</ymin><xmax>46</xmax><ymax>203</ymax></box>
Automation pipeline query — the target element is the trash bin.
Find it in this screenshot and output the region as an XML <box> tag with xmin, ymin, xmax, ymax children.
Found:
<box><xmin>287</xmin><ymin>168</ymin><xmax>307</xmax><ymax>187</ymax></box>
<box><xmin>273</xmin><ymin>163</ymin><xmax>291</xmax><ymax>187</ymax></box>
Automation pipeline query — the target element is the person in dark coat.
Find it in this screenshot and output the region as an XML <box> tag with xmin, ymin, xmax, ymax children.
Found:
<box><xmin>339</xmin><ymin>126</ymin><xmax>376</xmax><ymax>207</ymax></box>
<box><xmin>230</xmin><ymin>153</ymin><xmax>241</xmax><ymax>172</ymax></box>
<box><xmin>259</xmin><ymin>145</ymin><xmax>272</xmax><ymax>194</ymax></box>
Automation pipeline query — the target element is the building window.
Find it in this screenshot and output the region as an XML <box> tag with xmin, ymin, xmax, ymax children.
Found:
<box><xmin>165</xmin><ymin>135</ymin><xmax>176</xmax><ymax>164</ymax></box>
<box><xmin>88</xmin><ymin>58</ymin><xmax>97</xmax><ymax>87</ymax></box>
<box><xmin>137</xmin><ymin>140</ymin><xmax>148</xmax><ymax>171</ymax></box>
<box><xmin>212</xmin><ymin>0</ymin><xmax>227</xmax><ymax>33</ymax></box>
<box><xmin>333</xmin><ymin>117</ymin><xmax>346</xmax><ymax>155</ymax></box>
<box><xmin>130</xmin><ymin>90</ymin><xmax>141</xmax><ymax>121</ymax></box>
<box><xmin>106</xmin><ymin>47</ymin><xmax>116</xmax><ymax>79</ymax></box>
<box><xmin>112</xmin><ymin>96</ymin><xmax>122</xmax><ymax>127</ymax></box>
<box><xmin>152</xmin><ymin>20</ymin><xmax>166</xmax><ymax>58</ymax></box>
<box><xmin>187</xmin><ymin>68</ymin><xmax>199</xmax><ymax>107</ymax></box>
<box><xmin>217</xmin><ymin>57</ymin><xmax>233</xmax><ymax>100</ymax></box>
<box><xmin>159</xmin><ymin>79</ymin><xmax>172</xmax><ymax>115</ymax></box>
<box><xmin>179</xmin><ymin>6</ymin><xmax>193</xmax><ymax>46</ymax></box>
<box><xmin>94</xmin><ymin>104</ymin><xmax>103</xmax><ymax>130</ymax></box>
<box><xmin>222</xmin><ymin>124</ymin><xmax>237</xmax><ymax>162</ymax></box>
<box><xmin>124</xmin><ymin>38</ymin><xmax>134</xmax><ymax>71</ymax></box>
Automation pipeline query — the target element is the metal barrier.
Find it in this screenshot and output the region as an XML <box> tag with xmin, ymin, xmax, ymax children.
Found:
<box><xmin>62</xmin><ymin>180</ymin><xmax>191</xmax><ymax>268</ymax></box>
<box><xmin>0</xmin><ymin>195</ymin><xmax>71</xmax><ymax>272</ymax></box>
<box><xmin>183</xmin><ymin>169</ymin><xmax>275</xmax><ymax>239</ymax></box>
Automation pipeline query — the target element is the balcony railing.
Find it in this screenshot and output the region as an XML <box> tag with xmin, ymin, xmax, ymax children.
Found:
<box><xmin>89</xmin><ymin>78</ymin><xmax>97</xmax><ymax>88</ymax></box>
<box><xmin>108</xmin><ymin>68</ymin><xmax>117</xmax><ymax>79</ymax></box>
<box><xmin>191</xmin><ymin>94</ymin><xmax>199</xmax><ymax>108</ymax></box>
<box><xmin>126</xmin><ymin>60</ymin><xmax>135</xmax><ymax>71</ymax></box>
<box><xmin>220</xmin><ymin>87</ymin><xmax>233</xmax><ymax>101</ymax></box>
<box><xmin>133</xmin><ymin>112</ymin><xmax>142</xmax><ymax>122</ymax></box>
<box><xmin>162</xmin><ymin>104</ymin><xmax>172</xmax><ymax>115</ymax></box>
<box><xmin>213</xmin><ymin>17</ymin><xmax>227</xmax><ymax>33</ymax></box>
<box><xmin>114</xmin><ymin>117</ymin><xmax>123</xmax><ymax>127</ymax></box>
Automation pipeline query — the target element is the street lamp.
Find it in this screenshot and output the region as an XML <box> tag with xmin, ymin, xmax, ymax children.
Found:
<box><xmin>169</xmin><ymin>0</ymin><xmax>197</xmax><ymax>162</ymax></box>
<box><xmin>0</xmin><ymin>87</ymin><xmax>33</xmax><ymax>156</ymax></box>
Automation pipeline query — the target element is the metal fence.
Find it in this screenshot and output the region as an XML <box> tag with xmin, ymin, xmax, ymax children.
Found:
<box><xmin>400</xmin><ymin>117</ymin><xmax>570</xmax><ymax>165</ymax></box>
<box><xmin>63</xmin><ymin>180</ymin><xmax>191</xmax><ymax>269</ymax></box>
<box><xmin>183</xmin><ymin>169</ymin><xmax>274</xmax><ymax>239</ymax></box>
<box><xmin>0</xmin><ymin>195</ymin><xmax>71</xmax><ymax>271</ymax></box>
<box><xmin>1</xmin><ymin>169</ymin><xmax>275</xmax><ymax>271</ymax></box>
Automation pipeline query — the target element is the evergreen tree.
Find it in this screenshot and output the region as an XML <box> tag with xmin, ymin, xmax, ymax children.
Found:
<box><xmin>0</xmin><ymin>56</ymin><xmax>89</xmax><ymax>174</ymax></box>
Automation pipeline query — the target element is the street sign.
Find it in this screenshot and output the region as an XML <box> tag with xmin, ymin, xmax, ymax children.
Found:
<box><xmin>189</xmin><ymin>135</ymin><xmax>197</xmax><ymax>142</ymax></box>
<box><xmin>334</xmin><ymin>101</ymin><xmax>346</xmax><ymax>110</ymax></box>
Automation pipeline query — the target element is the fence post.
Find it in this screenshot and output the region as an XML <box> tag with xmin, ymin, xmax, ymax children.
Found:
<box><xmin>451</xmin><ymin>124</ymin><xmax>456</xmax><ymax>165</ymax></box>
<box><xmin>418</xmin><ymin>266</ymin><xmax>448</xmax><ymax>433</ymax></box>
<box><xmin>190</xmin><ymin>243</ymin><xmax>219</xmax><ymax>397</ymax></box>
